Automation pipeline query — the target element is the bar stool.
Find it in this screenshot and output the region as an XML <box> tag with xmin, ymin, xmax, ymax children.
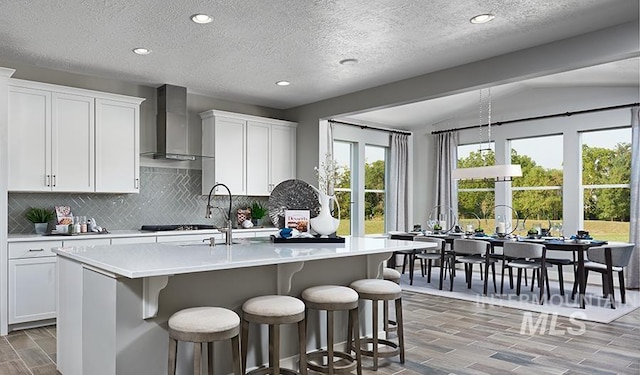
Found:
<box><xmin>241</xmin><ymin>295</ymin><xmax>307</xmax><ymax>375</ymax></box>
<box><xmin>382</xmin><ymin>268</ymin><xmax>400</xmax><ymax>334</ymax></box>
<box><xmin>349</xmin><ymin>279</ymin><xmax>404</xmax><ymax>370</ymax></box>
<box><xmin>168</xmin><ymin>306</ymin><xmax>242</xmax><ymax>375</ymax></box>
<box><xmin>301</xmin><ymin>285</ymin><xmax>362</xmax><ymax>375</ymax></box>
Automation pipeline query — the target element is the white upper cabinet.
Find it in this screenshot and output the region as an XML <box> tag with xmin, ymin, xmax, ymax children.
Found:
<box><xmin>201</xmin><ymin>110</ymin><xmax>296</xmax><ymax>196</ymax></box>
<box><xmin>7</xmin><ymin>79</ymin><xmax>144</xmax><ymax>193</ymax></box>
<box><xmin>95</xmin><ymin>99</ymin><xmax>140</xmax><ymax>193</ymax></box>
<box><xmin>52</xmin><ymin>92</ymin><xmax>95</xmax><ymax>192</ymax></box>
<box><xmin>8</xmin><ymin>86</ymin><xmax>51</xmax><ymax>191</ymax></box>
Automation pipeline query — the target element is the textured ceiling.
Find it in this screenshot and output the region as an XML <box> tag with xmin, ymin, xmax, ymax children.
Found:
<box><xmin>0</xmin><ymin>0</ymin><xmax>637</xmax><ymax>109</ymax></box>
<box><xmin>347</xmin><ymin>57</ymin><xmax>640</xmax><ymax>129</ymax></box>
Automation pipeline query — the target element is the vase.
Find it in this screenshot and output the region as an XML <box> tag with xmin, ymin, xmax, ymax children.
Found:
<box><xmin>309</xmin><ymin>187</ymin><xmax>340</xmax><ymax>237</ymax></box>
<box><xmin>34</xmin><ymin>223</ymin><xmax>47</xmax><ymax>234</ymax></box>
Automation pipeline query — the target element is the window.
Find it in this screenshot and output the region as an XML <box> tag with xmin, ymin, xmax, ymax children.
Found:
<box><xmin>364</xmin><ymin>145</ymin><xmax>386</xmax><ymax>235</ymax></box>
<box><xmin>581</xmin><ymin>128</ymin><xmax>631</xmax><ymax>242</ymax></box>
<box><xmin>457</xmin><ymin>142</ymin><xmax>495</xmax><ymax>230</ymax></box>
<box><xmin>334</xmin><ymin>141</ymin><xmax>352</xmax><ymax>236</ymax></box>
<box><xmin>510</xmin><ymin>135</ymin><xmax>563</xmax><ymax>236</ymax></box>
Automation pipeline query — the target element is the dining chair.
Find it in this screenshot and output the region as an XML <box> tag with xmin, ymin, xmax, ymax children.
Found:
<box><xmin>572</xmin><ymin>243</ymin><xmax>635</xmax><ymax>309</ymax></box>
<box><xmin>451</xmin><ymin>239</ymin><xmax>497</xmax><ymax>295</ymax></box>
<box><xmin>500</xmin><ymin>242</ymin><xmax>550</xmax><ymax>304</ymax></box>
<box><xmin>413</xmin><ymin>236</ymin><xmax>454</xmax><ymax>290</ymax></box>
<box><xmin>544</xmin><ymin>254</ymin><xmax>575</xmax><ymax>296</ymax></box>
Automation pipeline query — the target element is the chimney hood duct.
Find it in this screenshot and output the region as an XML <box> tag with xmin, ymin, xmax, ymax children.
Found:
<box><xmin>153</xmin><ymin>84</ymin><xmax>204</xmax><ymax>161</ymax></box>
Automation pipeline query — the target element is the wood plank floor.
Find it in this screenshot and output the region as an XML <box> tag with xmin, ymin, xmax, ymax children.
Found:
<box><xmin>0</xmin><ymin>291</ymin><xmax>637</xmax><ymax>374</ymax></box>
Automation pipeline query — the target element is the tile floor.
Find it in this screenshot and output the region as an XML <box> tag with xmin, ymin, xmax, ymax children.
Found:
<box><xmin>0</xmin><ymin>291</ymin><xmax>638</xmax><ymax>374</ymax></box>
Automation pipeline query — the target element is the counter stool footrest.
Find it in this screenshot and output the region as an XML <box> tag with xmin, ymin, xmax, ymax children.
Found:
<box><xmin>354</xmin><ymin>338</ymin><xmax>399</xmax><ymax>358</ymax></box>
<box><xmin>245</xmin><ymin>367</ymin><xmax>299</xmax><ymax>375</ymax></box>
<box><xmin>307</xmin><ymin>350</ymin><xmax>358</xmax><ymax>374</ymax></box>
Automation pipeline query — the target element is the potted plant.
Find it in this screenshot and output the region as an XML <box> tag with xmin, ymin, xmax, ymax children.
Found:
<box><xmin>474</xmin><ymin>227</ymin><xmax>485</xmax><ymax>236</ymax></box>
<box><xmin>250</xmin><ymin>202</ymin><xmax>267</xmax><ymax>226</ymax></box>
<box><xmin>26</xmin><ymin>207</ymin><xmax>55</xmax><ymax>234</ymax></box>
<box><xmin>527</xmin><ymin>228</ymin><xmax>539</xmax><ymax>239</ymax></box>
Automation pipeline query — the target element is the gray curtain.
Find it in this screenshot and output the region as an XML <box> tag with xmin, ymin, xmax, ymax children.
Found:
<box><xmin>327</xmin><ymin>121</ymin><xmax>335</xmax><ymax>195</ymax></box>
<box><xmin>388</xmin><ymin>133</ymin><xmax>409</xmax><ymax>231</ymax></box>
<box><xmin>434</xmin><ymin>132</ymin><xmax>459</xmax><ymax>228</ymax></box>
<box><xmin>628</xmin><ymin>106</ymin><xmax>639</xmax><ymax>289</ymax></box>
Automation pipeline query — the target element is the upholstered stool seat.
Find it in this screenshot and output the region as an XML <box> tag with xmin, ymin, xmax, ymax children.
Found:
<box><xmin>241</xmin><ymin>295</ymin><xmax>307</xmax><ymax>375</ymax></box>
<box><xmin>168</xmin><ymin>307</ymin><xmax>242</xmax><ymax>375</ymax></box>
<box><xmin>382</xmin><ymin>268</ymin><xmax>401</xmax><ymax>283</ymax></box>
<box><xmin>301</xmin><ymin>286</ymin><xmax>362</xmax><ymax>375</ymax></box>
<box><xmin>349</xmin><ymin>279</ymin><xmax>404</xmax><ymax>370</ymax></box>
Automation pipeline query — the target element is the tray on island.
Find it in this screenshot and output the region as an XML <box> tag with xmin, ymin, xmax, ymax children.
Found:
<box><xmin>270</xmin><ymin>235</ymin><xmax>345</xmax><ymax>243</ymax></box>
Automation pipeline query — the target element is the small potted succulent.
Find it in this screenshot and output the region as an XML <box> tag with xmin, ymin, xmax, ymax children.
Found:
<box><xmin>26</xmin><ymin>207</ymin><xmax>55</xmax><ymax>234</ymax></box>
<box><xmin>474</xmin><ymin>227</ymin><xmax>485</xmax><ymax>236</ymax></box>
<box><xmin>432</xmin><ymin>223</ymin><xmax>442</xmax><ymax>233</ymax></box>
<box><xmin>250</xmin><ymin>202</ymin><xmax>267</xmax><ymax>226</ymax></box>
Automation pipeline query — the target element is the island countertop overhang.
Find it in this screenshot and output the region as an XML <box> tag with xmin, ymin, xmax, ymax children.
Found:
<box><xmin>52</xmin><ymin>236</ymin><xmax>435</xmax><ymax>278</ymax></box>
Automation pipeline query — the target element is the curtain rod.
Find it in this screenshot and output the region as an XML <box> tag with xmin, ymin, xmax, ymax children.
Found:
<box><xmin>329</xmin><ymin>119</ymin><xmax>413</xmax><ymax>135</ymax></box>
<box><xmin>431</xmin><ymin>102</ymin><xmax>640</xmax><ymax>135</ymax></box>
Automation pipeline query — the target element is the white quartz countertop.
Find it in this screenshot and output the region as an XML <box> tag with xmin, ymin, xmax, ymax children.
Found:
<box><xmin>52</xmin><ymin>237</ymin><xmax>436</xmax><ymax>278</ymax></box>
<box><xmin>7</xmin><ymin>227</ymin><xmax>278</xmax><ymax>242</ymax></box>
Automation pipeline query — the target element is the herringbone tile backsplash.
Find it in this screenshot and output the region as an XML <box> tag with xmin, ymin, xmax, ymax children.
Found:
<box><xmin>9</xmin><ymin>167</ymin><xmax>265</xmax><ymax>234</ymax></box>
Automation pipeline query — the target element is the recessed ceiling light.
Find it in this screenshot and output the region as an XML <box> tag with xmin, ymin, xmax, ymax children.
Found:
<box><xmin>339</xmin><ymin>58</ymin><xmax>359</xmax><ymax>65</ymax></box>
<box><xmin>470</xmin><ymin>13</ymin><xmax>495</xmax><ymax>24</ymax></box>
<box><xmin>132</xmin><ymin>47</ymin><xmax>151</xmax><ymax>55</ymax></box>
<box><xmin>275</xmin><ymin>81</ymin><xmax>291</xmax><ymax>86</ymax></box>
<box><xmin>191</xmin><ymin>14</ymin><xmax>213</xmax><ymax>24</ymax></box>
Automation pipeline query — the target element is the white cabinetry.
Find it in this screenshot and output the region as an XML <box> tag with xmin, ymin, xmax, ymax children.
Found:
<box><xmin>202</xmin><ymin>115</ymin><xmax>246</xmax><ymax>195</ymax></box>
<box><xmin>201</xmin><ymin>110</ymin><xmax>296</xmax><ymax>196</ymax></box>
<box><xmin>95</xmin><ymin>99</ymin><xmax>141</xmax><ymax>193</ymax></box>
<box><xmin>8</xmin><ymin>241</ymin><xmax>61</xmax><ymax>324</ymax></box>
<box><xmin>7</xmin><ymin>79</ymin><xmax>144</xmax><ymax>193</ymax></box>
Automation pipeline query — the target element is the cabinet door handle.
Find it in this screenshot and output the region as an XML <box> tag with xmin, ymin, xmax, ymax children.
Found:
<box><xmin>52</xmin><ymin>175</ymin><xmax>56</xmax><ymax>187</ymax></box>
<box><xmin>28</xmin><ymin>248</ymin><xmax>45</xmax><ymax>252</ymax></box>
<box><xmin>134</xmin><ymin>178</ymin><xmax>139</xmax><ymax>189</ymax></box>
<box><xmin>46</xmin><ymin>175</ymin><xmax>51</xmax><ymax>187</ymax></box>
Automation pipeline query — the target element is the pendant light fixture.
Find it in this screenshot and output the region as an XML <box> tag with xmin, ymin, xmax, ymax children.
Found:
<box><xmin>452</xmin><ymin>87</ymin><xmax>522</xmax><ymax>182</ymax></box>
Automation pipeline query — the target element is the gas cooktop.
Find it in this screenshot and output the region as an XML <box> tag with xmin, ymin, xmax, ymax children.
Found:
<box><xmin>139</xmin><ymin>224</ymin><xmax>216</xmax><ymax>232</ymax></box>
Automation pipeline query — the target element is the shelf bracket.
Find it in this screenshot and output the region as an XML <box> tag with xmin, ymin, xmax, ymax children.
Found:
<box><xmin>366</xmin><ymin>253</ymin><xmax>393</xmax><ymax>279</ymax></box>
<box><xmin>276</xmin><ymin>262</ymin><xmax>304</xmax><ymax>295</ymax></box>
<box><xmin>142</xmin><ymin>275</ymin><xmax>171</xmax><ymax>319</ymax></box>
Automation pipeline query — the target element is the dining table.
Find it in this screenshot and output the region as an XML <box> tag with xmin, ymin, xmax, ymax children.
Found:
<box><xmin>389</xmin><ymin>232</ymin><xmax>609</xmax><ymax>309</ymax></box>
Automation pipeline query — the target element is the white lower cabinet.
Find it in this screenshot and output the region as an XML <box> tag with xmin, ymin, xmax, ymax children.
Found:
<box><xmin>8</xmin><ymin>241</ymin><xmax>62</xmax><ymax>325</ymax></box>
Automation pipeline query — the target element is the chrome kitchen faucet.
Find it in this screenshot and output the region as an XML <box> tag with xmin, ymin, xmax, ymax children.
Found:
<box><xmin>205</xmin><ymin>183</ymin><xmax>233</xmax><ymax>246</ymax></box>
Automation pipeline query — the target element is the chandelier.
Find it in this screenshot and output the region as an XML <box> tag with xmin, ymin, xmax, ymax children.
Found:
<box><xmin>452</xmin><ymin>88</ymin><xmax>522</xmax><ymax>182</ymax></box>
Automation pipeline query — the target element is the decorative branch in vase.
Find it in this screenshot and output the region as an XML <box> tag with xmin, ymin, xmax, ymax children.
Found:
<box><xmin>311</xmin><ymin>153</ymin><xmax>341</xmax><ymax>237</ymax></box>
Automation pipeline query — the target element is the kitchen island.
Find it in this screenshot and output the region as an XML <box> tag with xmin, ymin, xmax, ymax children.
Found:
<box><xmin>53</xmin><ymin>236</ymin><xmax>435</xmax><ymax>375</ymax></box>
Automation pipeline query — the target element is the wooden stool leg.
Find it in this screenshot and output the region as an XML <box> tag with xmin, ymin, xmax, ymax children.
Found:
<box><xmin>350</xmin><ymin>308</ymin><xmax>363</xmax><ymax>375</ymax></box>
<box><xmin>298</xmin><ymin>318</ymin><xmax>307</xmax><ymax>375</ymax></box>
<box><xmin>372</xmin><ymin>300</ymin><xmax>379</xmax><ymax>371</ymax></box>
<box><xmin>395</xmin><ymin>297</ymin><xmax>405</xmax><ymax>364</ymax></box>
<box><xmin>383</xmin><ymin>300</ymin><xmax>389</xmax><ymax>333</ymax></box>
<box><xmin>194</xmin><ymin>342</ymin><xmax>202</xmax><ymax>375</ymax></box>
<box><xmin>271</xmin><ymin>324</ymin><xmax>280</xmax><ymax>375</ymax></box>
<box><xmin>240</xmin><ymin>319</ymin><xmax>249</xmax><ymax>374</ymax></box>
<box><xmin>207</xmin><ymin>342</ymin><xmax>213</xmax><ymax>375</ymax></box>
<box><xmin>327</xmin><ymin>311</ymin><xmax>334</xmax><ymax>375</ymax></box>
<box><xmin>168</xmin><ymin>337</ymin><xmax>177</xmax><ymax>375</ymax></box>
<box><xmin>231</xmin><ymin>335</ymin><xmax>242</xmax><ymax>375</ymax></box>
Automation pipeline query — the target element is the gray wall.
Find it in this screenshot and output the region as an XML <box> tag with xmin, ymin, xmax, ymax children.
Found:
<box><xmin>9</xmin><ymin>167</ymin><xmax>268</xmax><ymax>234</ymax></box>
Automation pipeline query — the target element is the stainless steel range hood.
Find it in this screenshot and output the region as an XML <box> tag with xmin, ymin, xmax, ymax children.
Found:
<box><xmin>152</xmin><ymin>84</ymin><xmax>204</xmax><ymax>161</ymax></box>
